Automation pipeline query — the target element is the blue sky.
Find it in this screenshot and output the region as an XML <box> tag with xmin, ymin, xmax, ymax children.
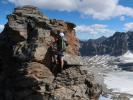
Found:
<box><xmin>0</xmin><ymin>0</ymin><xmax>133</xmax><ymax>40</ymax></box>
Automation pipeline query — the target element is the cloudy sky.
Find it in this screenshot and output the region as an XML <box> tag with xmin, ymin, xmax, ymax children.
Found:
<box><xmin>0</xmin><ymin>0</ymin><xmax>133</xmax><ymax>40</ymax></box>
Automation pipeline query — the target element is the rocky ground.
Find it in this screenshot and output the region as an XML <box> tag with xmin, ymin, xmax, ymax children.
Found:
<box><xmin>0</xmin><ymin>6</ymin><xmax>102</xmax><ymax>100</ymax></box>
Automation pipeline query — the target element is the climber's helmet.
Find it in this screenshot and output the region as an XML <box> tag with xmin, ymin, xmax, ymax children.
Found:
<box><xmin>59</xmin><ymin>32</ymin><xmax>64</xmax><ymax>37</ymax></box>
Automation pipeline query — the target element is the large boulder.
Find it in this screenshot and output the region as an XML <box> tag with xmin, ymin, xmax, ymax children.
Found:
<box><xmin>0</xmin><ymin>6</ymin><xmax>101</xmax><ymax>100</ymax></box>
<box><xmin>1</xmin><ymin>5</ymin><xmax>79</xmax><ymax>63</ymax></box>
<box><xmin>44</xmin><ymin>66</ymin><xmax>102</xmax><ymax>100</ymax></box>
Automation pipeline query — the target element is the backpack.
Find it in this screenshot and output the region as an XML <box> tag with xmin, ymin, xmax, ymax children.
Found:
<box><xmin>57</xmin><ymin>37</ymin><xmax>68</xmax><ymax>51</ymax></box>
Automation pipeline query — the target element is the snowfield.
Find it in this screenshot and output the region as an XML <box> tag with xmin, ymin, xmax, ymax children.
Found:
<box><xmin>104</xmin><ymin>71</ymin><xmax>133</xmax><ymax>95</ymax></box>
<box><xmin>119</xmin><ymin>50</ymin><xmax>133</xmax><ymax>63</ymax></box>
<box><xmin>104</xmin><ymin>51</ymin><xmax>133</xmax><ymax>96</ymax></box>
<box><xmin>81</xmin><ymin>51</ymin><xmax>133</xmax><ymax>100</ymax></box>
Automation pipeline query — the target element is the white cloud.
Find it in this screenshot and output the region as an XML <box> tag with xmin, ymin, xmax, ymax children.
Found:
<box><xmin>8</xmin><ymin>0</ymin><xmax>77</xmax><ymax>11</ymax></box>
<box><xmin>120</xmin><ymin>16</ymin><xmax>125</xmax><ymax>21</ymax></box>
<box><xmin>124</xmin><ymin>22</ymin><xmax>133</xmax><ymax>31</ymax></box>
<box><xmin>7</xmin><ymin>0</ymin><xmax>133</xmax><ymax>20</ymax></box>
<box><xmin>0</xmin><ymin>25</ymin><xmax>4</xmax><ymax>32</ymax></box>
<box><xmin>75</xmin><ymin>24</ymin><xmax>115</xmax><ymax>38</ymax></box>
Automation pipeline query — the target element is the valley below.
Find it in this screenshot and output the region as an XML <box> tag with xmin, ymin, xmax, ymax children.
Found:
<box><xmin>80</xmin><ymin>51</ymin><xmax>133</xmax><ymax>100</ymax></box>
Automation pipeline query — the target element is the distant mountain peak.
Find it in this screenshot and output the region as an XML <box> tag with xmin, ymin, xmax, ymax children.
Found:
<box><xmin>80</xmin><ymin>31</ymin><xmax>133</xmax><ymax>56</ymax></box>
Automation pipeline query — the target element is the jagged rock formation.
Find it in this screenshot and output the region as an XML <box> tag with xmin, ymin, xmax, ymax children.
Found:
<box><xmin>0</xmin><ymin>6</ymin><xmax>101</xmax><ymax>100</ymax></box>
<box><xmin>80</xmin><ymin>31</ymin><xmax>133</xmax><ymax>56</ymax></box>
<box><xmin>80</xmin><ymin>36</ymin><xmax>107</xmax><ymax>56</ymax></box>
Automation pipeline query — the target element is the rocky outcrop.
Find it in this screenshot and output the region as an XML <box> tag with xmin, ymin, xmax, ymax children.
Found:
<box><xmin>0</xmin><ymin>6</ymin><xmax>101</xmax><ymax>100</ymax></box>
<box><xmin>52</xmin><ymin>66</ymin><xmax>102</xmax><ymax>100</ymax></box>
<box><xmin>80</xmin><ymin>32</ymin><xmax>132</xmax><ymax>56</ymax></box>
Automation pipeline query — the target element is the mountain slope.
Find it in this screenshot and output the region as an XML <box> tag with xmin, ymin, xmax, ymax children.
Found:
<box><xmin>80</xmin><ymin>31</ymin><xmax>132</xmax><ymax>56</ymax></box>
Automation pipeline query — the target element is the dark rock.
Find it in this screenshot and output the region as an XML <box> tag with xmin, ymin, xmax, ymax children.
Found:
<box><xmin>51</xmin><ymin>66</ymin><xmax>102</xmax><ymax>100</ymax></box>
<box><xmin>0</xmin><ymin>5</ymin><xmax>101</xmax><ymax>100</ymax></box>
<box><xmin>80</xmin><ymin>32</ymin><xmax>131</xmax><ymax>56</ymax></box>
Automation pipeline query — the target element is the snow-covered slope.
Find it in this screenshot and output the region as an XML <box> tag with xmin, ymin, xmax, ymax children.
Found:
<box><xmin>80</xmin><ymin>55</ymin><xmax>133</xmax><ymax>100</ymax></box>
<box><xmin>119</xmin><ymin>51</ymin><xmax>133</xmax><ymax>63</ymax></box>
<box><xmin>105</xmin><ymin>71</ymin><xmax>133</xmax><ymax>95</ymax></box>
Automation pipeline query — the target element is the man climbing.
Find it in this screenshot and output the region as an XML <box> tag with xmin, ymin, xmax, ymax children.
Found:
<box><xmin>56</xmin><ymin>32</ymin><xmax>68</xmax><ymax>71</ymax></box>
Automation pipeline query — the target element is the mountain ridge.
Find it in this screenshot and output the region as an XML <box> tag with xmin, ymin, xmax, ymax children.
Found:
<box><xmin>80</xmin><ymin>31</ymin><xmax>133</xmax><ymax>56</ymax></box>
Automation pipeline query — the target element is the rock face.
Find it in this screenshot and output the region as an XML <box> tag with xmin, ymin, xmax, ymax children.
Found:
<box><xmin>80</xmin><ymin>32</ymin><xmax>133</xmax><ymax>56</ymax></box>
<box><xmin>53</xmin><ymin>67</ymin><xmax>102</xmax><ymax>100</ymax></box>
<box><xmin>0</xmin><ymin>6</ymin><xmax>101</xmax><ymax>100</ymax></box>
<box><xmin>80</xmin><ymin>36</ymin><xmax>107</xmax><ymax>56</ymax></box>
